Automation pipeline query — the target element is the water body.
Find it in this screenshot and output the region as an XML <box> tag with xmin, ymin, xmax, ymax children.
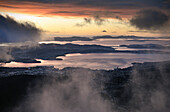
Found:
<box><xmin>3</xmin><ymin>53</ymin><xmax>170</xmax><ymax>70</ymax></box>
<box><xmin>39</xmin><ymin>39</ymin><xmax>170</xmax><ymax>52</ymax></box>
<box><xmin>2</xmin><ymin>38</ymin><xmax>170</xmax><ymax>69</ymax></box>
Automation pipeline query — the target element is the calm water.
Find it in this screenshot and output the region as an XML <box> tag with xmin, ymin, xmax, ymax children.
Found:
<box><xmin>2</xmin><ymin>38</ymin><xmax>170</xmax><ymax>70</ymax></box>
<box><xmin>3</xmin><ymin>53</ymin><xmax>170</xmax><ymax>70</ymax></box>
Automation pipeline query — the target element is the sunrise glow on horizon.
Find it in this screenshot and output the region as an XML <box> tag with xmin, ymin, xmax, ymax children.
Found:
<box><xmin>0</xmin><ymin>0</ymin><xmax>170</xmax><ymax>37</ymax></box>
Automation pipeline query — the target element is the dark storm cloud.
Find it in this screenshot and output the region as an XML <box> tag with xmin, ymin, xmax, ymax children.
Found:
<box><xmin>0</xmin><ymin>14</ymin><xmax>41</xmax><ymax>42</ymax></box>
<box><xmin>130</xmin><ymin>9</ymin><xmax>169</xmax><ymax>30</ymax></box>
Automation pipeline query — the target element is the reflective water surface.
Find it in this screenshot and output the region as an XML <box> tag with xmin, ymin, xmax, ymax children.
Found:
<box><xmin>2</xmin><ymin>38</ymin><xmax>170</xmax><ymax>70</ymax></box>
<box><xmin>3</xmin><ymin>53</ymin><xmax>170</xmax><ymax>70</ymax></box>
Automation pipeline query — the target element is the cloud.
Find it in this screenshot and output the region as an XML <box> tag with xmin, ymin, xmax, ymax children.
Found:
<box><xmin>115</xmin><ymin>16</ymin><xmax>122</xmax><ymax>20</ymax></box>
<box><xmin>1</xmin><ymin>0</ymin><xmax>169</xmax><ymax>18</ymax></box>
<box><xmin>0</xmin><ymin>14</ymin><xmax>42</xmax><ymax>42</ymax></box>
<box><xmin>93</xmin><ymin>15</ymin><xmax>106</xmax><ymax>26</ymax></box>
<box><xmin>84</xmin><ymin>18</ymin><xmax>92</xmax><ymax>24</ymax></box>
<box><xmin>2</xmin><ymin>0</ymin><xmax>168</xmax><ymax>9</ymax></box>
<box><xmin>75</xmin><ymin>18</ymin><xmax>92</xmax><ymax>27</ymax></box>
<box><xmin>75</xmin><ymin>23</ymin><xmax>86</xmax><ymax>27</ymax></box>
<box><xmin>130</xmin><ymin>9</ymin><xmax>169</xmax><ymax>30</ymax></box>
<box><xmin>75</xmin><ymin>12</ymin><xmax>125</xmax><ymax>27</ymax></box>
<box><xmin>75</xmin><ymin>16</ymin><xmax>107</xmax><ymax>27</ymax></box>
<box><xmin>0</xmin><ymin>47</ymin><xmax>13</xmax><ymax>62</ymax></box>
<box><xmin>128</xmin><ymin>30</ymin><xmax>149</xmax><ymax>33</ymax></box>
<box><xmin>102</xmin><ymin>30</ymin><xmax>107</xmax><ymax>32</ymax></box>
<box><xmin>111</xmin><ymin>31</ymin><xmax>117</xmax><ymax>33</ymax></box>
<box><xmin>13</xmin><ymin>69</ymin><xmax>112</xmax><ymax>112</ymax></box>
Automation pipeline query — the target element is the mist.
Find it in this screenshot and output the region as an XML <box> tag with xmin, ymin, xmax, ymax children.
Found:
<box><xmin>8</xmin><ymin>61</ymin><xmax>170</xmax><ymax>112</ymax></box>
<box><xmin>0</xmin><ymin>14</ymin><xmax>42</xmax><ymax>43</ymax></box>
<box><xmin>0</xmin><ymin>47</ymin><xmax>13</xmax><ymax>62</ymax></box>
<box><xmin>13</xmin><ymin>68</ymin><xmax>113</xmax><ymax>112</ymax></box>
<box><xmin>0</xmin><ymin>14</ymin><xmax>42</xmax><ymax>62</ymax></box>
<box><xmin>128</xmin><ymin>62</ymin><xmax>170</xmax><ymax>112</ymax></box>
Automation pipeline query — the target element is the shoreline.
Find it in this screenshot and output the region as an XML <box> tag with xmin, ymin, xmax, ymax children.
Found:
<box><xmin>1</xmin><ymin>60</ymin><xmax>170</xmax><ymax>76</ymax></box>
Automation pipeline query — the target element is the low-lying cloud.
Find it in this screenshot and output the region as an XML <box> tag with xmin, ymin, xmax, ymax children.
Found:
<box><xmin>10</xmin><ymin>61</ymin><xmax>170</xmax><ymax>112</ymax></box>
<box><xmin>13</xmin><ymin>69</ymin><xmax>112</xmax><ymax>112</ymax></box>
<box><xmin>0</xmin><ymin>14</ymin><xmax>42</xmax><ymax>42</ymax></box>
<box><xmin>130</xmin><ymin>9</ymin><xmax>169</xmax><ymax>30</ymax></box>
<box><xmin>0</xmin><ymin>47</ymin><xmax>13</xmax><ymax>62</ymax></box>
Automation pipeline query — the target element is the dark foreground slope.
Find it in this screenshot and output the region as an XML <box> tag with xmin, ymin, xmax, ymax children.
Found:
<box><xmin>0</xmin><ymin>61</ymin><xmax>170</xmax><ymax>112</ymax></box>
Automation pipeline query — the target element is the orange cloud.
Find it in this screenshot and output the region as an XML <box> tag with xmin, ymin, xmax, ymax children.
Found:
<box><xmin>0</xmin><ymin>1</ymin><xmax>137</xmax><ymax>19</ymax></box>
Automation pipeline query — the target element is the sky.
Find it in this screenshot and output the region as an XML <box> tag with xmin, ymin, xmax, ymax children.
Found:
<box><xmin>0</xmin><ymin>0</ymin><xmax>170</xmax><ymax>37</ymax></box>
